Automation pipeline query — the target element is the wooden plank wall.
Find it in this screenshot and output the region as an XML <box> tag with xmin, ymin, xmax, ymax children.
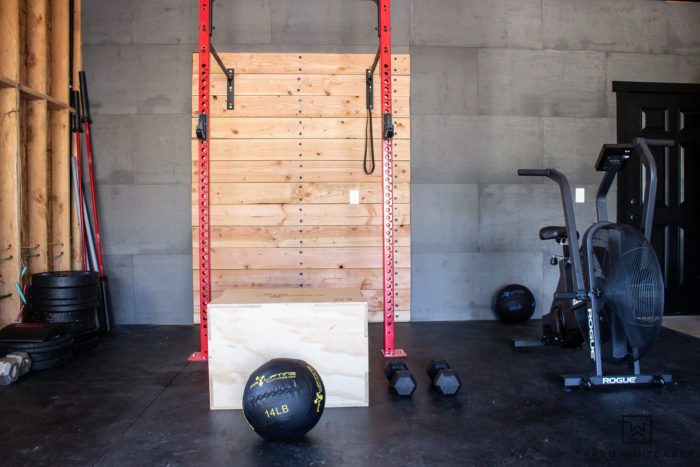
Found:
<box><xmin>0</xmin><ymin>0</ymin><xmax>78</xmax><ymax>327</ymax></box>
<box><xmin>191</xmin><ymin>53</ymin><xmax>411</xmax><ymax>323</ymax></box>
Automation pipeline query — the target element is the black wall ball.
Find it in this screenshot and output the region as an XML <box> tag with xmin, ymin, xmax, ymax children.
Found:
<box><xmin>493</xmin><ymin>284</ymin><xmax>536</xmax><ymax>324</ymax></box>
<box><xmin>242</xmin><ymin>358</ymin><xmax>325</xmax><ymax>441</ymax></box>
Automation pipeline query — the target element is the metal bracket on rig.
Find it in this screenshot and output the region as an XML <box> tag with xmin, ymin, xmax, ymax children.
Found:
<box><xmin>226</xmin><ymin>68</ymin><xmax>234</xmax><ymax>110</ymax></box>
<box><xmin>196</xmin><ymin>114</ymin><xmax>208</xmax><ymax>141</ymax></box>
<box><xmin>365</xmin><ymin>69</ymin><xmax>374</xmax><ymax>110</ymax></box>
<box><xmin>382</xmin><ymin>113</ymin><xmax>394</xmax><ymax>139</ymax></box>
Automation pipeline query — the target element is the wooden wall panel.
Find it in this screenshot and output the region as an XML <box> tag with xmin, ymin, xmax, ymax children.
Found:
<box><xmin>0</xmin><ymin>0</ymin><xmax>76</xmax><ymax>326</ymax></box>
<box><xmin>192</xmin><ymin>53</ymin><xmax>410</xmax><ymax>323</ymax></box>
<box><xmin>0</xmin><ymin>1</ymin><xmax>22</xmax><ymax>325</ymax></box>
<box><xmin>191</xmin><ymin>139</ymin><xmax>410</xmax><ymax>161</ymax></box>
<box><xmin>26</xmin><ymin>0</ymin><xmax>49</xmax><ymax>273</ymax></box>
<box><xmin>49</xmin><ymin>0</ymin><xmax>71</xmax><ymax>271</ymax></box>
<box><xmin>192</xmin><ymin>203</ymin><xmax>410</xmax><ymax>227</ymax></box>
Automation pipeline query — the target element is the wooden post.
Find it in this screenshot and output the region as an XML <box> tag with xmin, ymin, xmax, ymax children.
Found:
<box><xmin>49</xmin><ymin>0</ymin><xmax>71</xmax><ymax>271</ymax></box>
<box><xmin>69</xmin><ymin>0</ymin><xmax>82</xmax><ymax>270</ymax></box>
<box><xmin>26</xmin><ymin>0</ymin><xmax>50</xmax><ymax>273</ymax></box>
<box><xmin>0</xmin><ymin>0</ymin><xmax>22</xmax><ymax>325</ymax></box>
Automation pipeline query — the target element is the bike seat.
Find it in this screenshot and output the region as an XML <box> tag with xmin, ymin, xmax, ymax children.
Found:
<box><xmin>539</xmin><ymin>226</ymin><xmax>567</xmax><ymax>241</ymax></box>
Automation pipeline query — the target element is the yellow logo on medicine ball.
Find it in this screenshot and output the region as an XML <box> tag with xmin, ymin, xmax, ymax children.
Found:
<box><xmin>250</xmin><ymin>371</ymin><xmax>297</xmax><ymax>389</ymax></box>
<box><xmin>313</xmin><ymin>392</ymin><xmax>324</xmax><ymax>412</ymax></box>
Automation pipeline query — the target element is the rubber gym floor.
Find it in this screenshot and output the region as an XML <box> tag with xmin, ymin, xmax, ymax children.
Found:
<box><xmin>1</xmin><ymin>321</ymin><xmax>698</xmax><ymax>466</ymax></box>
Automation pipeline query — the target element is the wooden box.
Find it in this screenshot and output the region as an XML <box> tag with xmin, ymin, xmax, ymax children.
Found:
<box><xmin>207</xmin><ymin>287</ymin><xmax>369</xmax><ymax>410</ymax></box>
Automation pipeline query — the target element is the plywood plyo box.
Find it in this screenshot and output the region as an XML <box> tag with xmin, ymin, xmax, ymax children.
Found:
<box><xmin>208</xmin><ymin>287</ymin><xmax>369</xmax><ymax>410</ymax></box>
<box><xmin>190</xmin><ymin>52</ymin><xmax>411</xmax><ymax>324</ymax></box>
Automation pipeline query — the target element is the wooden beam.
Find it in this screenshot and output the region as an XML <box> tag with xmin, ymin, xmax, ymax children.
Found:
<box><xmin>0</xmin><ymin>1</ymin><xmax>21</xmax><ymax>326</ymax></box>
<box><xmin>199</xmin><ymin>182</ymin><xmax>410</xmax><ymax>205</ymax></box>
<box><xmin>193</xmin><ymin>225</ymin><xmax>410</xmax><ymax>248</ymax></box>
<box><xmin>191</xmin><ymin>203</ymin><xmax>411</xmax><ymax>227</ymax></box>
<box><xmin>191</xmin><ymin>53</ymin><xmax>410</xmax><ymax>75</ymax></box>
<box><xmin>191</xmin><ymin>138</ymin><xmax>410</xmax><ymax>161</ymax></box>
<box><xmin>193</xmin><ymin>73</ymin><xmax>411</xmax><ymax>97</ymax></box>
<box><xmin>19</xmin><ymin>0</ymin><xmax>28</xmax><ymax>86</ymax></box>
<box><xmin>196</xmin><ymin>117</ymin><xmax>410</xmax><ymax>139</ymax></box>
<box><xmin>26</xmin><ymin>0</ymin><xmax>48</xmax><ymax>92</ymax></box>
<box><xmin>196</xmin><ymin>246</ymin><xmax>410</xmax><ymax>270</ymax></box>
<box><xmin>194</xmin><ymin>268</ymin><xmax>411</xmax><ymax>291</ymax></box>
<box><xmin>25</xmin><ymin>0</ymin><xmax>49</xmax><ymax>273</ymax></box>
<box><xmin>0</xmin><ymin>1</ymin><xmax>20</xmax><ymax>80</ymax></box>
<box><xmin>0</xmin><ymin>88</ymin><xmax>21</xmax><ymax>326</ymax></box>
<box><xmin>197</xmin><ymin>94</ymin><xmax>410</xmax><ymax>118</ymax></box>
<box><xmin>26</xmin><ymin>100</ymin><xmax>49</xmax><ymax>272</ymax></box>
<box><xmin>195</xmin><ymin>160</ymin><xmax>409</xmax><ymax>183</ymax></box>
<box><xmin>49</xmin><ymin>0</ymin><xmax>71</xmax><ymax>270</ymax></box>
<box><xmin>49</xmin><ymin>0</ymin><xmax>69</xmax><ymax>102</ymax></box>
<box><xmin>69</xmin><ymin>0</ymin><xmax>81</xmax><ymax>270</ymax></box>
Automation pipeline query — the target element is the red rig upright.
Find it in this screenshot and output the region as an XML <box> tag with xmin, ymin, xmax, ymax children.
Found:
<box><xmin>190</xmin><ymin>0</ymin><xmax>213</xmax><ymax>361</ymax></box>
<box><xmin>376</xmin><ymin>0</ymin><xmax>405</xmax><ymax>358</ymax></box>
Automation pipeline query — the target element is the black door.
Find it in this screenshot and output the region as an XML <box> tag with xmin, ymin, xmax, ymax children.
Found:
<box><xmin>614</xmin><ymin>82</ymin><xmax>700</xmax><ymax>315</ymax></box>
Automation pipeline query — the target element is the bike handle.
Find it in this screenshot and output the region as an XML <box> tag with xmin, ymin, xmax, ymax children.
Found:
<box><xmin>518</xmin><ymin>169</ymin><xmax>552</xmax><ymax>177</ymax></box>
<box><xmin>642</xmin><ymin>138</ymin><xmax>675</xmax><ymax>148</ymax></box>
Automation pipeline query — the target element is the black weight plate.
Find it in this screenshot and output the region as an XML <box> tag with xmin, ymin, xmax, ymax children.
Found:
<box><xmin>30</xmin><ymin>285</ymin><xmax>99</xmax><ymax>300</ymax></box>
<box><xmin>31</xmin><ymin>302</ymin><xmax>100</xmax><ymax>313</ymax></box>
<box><xmin>28</xmin><ymin>346</ymin><xmax>74</xmax><ymax>362</ymax></box>
<box><xmin>30</xmin><ymin>302</ymin><xmax>99</xmax><ymax>313</ymax></box>
<box><xmin>65</xmin><ymin>320</ymin><xmax>97</xmax><ymax>334</ymax></box>
<box><xmin>32</xmin><ymin>271</ymin><xmax>99</xmax><ymax>288</ymax></box>
<box><xmin>75</xmin><ymin>336</ymin><xmax>99</xmax><ymax>352</ymax></box>
<box><xmin>73</xmin><ymin>327</ymin><xmax>99</xmax><ymax>342</ymax></box>
<box><xmin>0</xmin><ymin>323</ymin><xmax>68</xmax><ymax>343</ymax></box>
<box><xmin>31</xmin><ymin>352</ymin><xmax>74</xmax><ymax>371</ymax></box>
<box><xmin>31</xmin><ymin>294</ymin><xmax>100</xmax><ymax>307</ymax></box>
<box><xmin>0</xmin><ymin>334</ymin><xmax>74</xmax><ymax>353</ymax></box>
<box><xmin>31</xmin><ymin>309</ymin><xmax>95</xmax><ymax>323</ymax></box>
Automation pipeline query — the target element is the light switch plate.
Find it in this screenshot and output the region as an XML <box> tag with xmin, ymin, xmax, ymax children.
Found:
<box><xmin>349</xmin><ymin>189</ymin><xmax>359</xmax><ymax>205</ymax></box>
<box><xmin>575</xmin><ymin>187</ymin><xmax>585</xmax><ymax>203</ymax></box>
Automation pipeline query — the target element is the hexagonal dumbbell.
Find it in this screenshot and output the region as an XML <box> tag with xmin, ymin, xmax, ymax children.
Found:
<box><xmin>426</xmin><ymin>360</ymin><xmax>461</xmax><ymax>396</ymax></box>
<box><xmin>5</xmin><ymin>352</ymin><xmax>31</xmax><ymax>376</ymax></box>
<box><xmin>384</xmin><ymin>360</ymin><xmax>417</xmax><ymax>397</ymax></box>
<box><xmin>0</xmin><ymin>358</ymin><xmax>20</xmax><ymax>386</ymax></box>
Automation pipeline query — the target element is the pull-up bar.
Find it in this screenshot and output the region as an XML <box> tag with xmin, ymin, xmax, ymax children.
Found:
<box><xmin>190</xmin><ymin>0</ymin><xmax>404</xmax><ymax>361</ymax></box>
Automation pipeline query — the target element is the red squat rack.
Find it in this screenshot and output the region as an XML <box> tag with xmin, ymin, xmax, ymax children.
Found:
<box><xmin>190</xmin><ymin>0</ymin><xmax>404</xmax><ymax>361</ymax></box>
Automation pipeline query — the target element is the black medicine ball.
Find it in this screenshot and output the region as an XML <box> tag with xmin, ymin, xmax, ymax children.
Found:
<box><xmin>242</xmin><ymin>358</ymin><xmax>325</xmax><ymax>441</ymax></box>
<box><xmin>493</xmin><ymin>284</ymin><xmax>536</xmax><ymax>324</ymax></box>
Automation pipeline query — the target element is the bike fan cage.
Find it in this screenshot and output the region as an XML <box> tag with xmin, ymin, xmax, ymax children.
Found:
<box><xmin>190</xmin><ymin>0</ymin><xmax>403</xmax><ymax>361</ymax></box>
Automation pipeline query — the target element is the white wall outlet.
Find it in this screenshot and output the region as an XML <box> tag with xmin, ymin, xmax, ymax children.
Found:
<box><xmin>349</xmin><ymin>189</ymin><xmax>359</xmax><ymax>205</ymax></box>
<box><xmin>575</xmin><ymin>187</ymin><xmax>585</xmax><ymax>203</ymax></box>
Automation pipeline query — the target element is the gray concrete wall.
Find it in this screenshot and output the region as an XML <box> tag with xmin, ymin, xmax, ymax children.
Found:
<box><xmin>82</xmin><ymin>0</ymin><xmax>700</xmax><ymax>324</ymax></box>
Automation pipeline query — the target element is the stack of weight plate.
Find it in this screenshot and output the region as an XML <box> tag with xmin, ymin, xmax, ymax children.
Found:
<box><xmin>29</xmin><ymin>271</ymin><xmax>101</xmax><ymax>351</ymax></box>
<box><xmin>0</xmin><ymin>323</ymin><xmax>74</xmax><ymax>370</ymax></box>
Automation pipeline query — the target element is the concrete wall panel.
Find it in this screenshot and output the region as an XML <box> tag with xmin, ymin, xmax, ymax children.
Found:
<box><xmin>411</xmin><ymin>115</ymin><xmax>541</xmax><ymax>184</ymax></box>
<box><xmin>97</xmin><ymin>184</ymin><xmax>191</xmax><ymax>257</ymax></box>
<box><xmin>82</xmin><ymin>45</ymin><xmax>193</xmax><ymax>116</ymax></box>
<box><xmin>133</xmin><ymin>255</ymin><xmax>192</xmax><ymax>324</ymax></box>
<box><xmin>410</xmin><ymin>0</ymin><xmax>542</xmax><ymax>49</ymax></box>
<box><xmin>410</xmin><ymin>47</ymin><xmax>478</xmax><ymax>116</ymax></box>
<box><xmin>411</xmin><ymin>184</ymin><xmax>478</xmax><ymax>254</ymax></box>
<box><xmin>478</xmin><ymin>49</ymin><xmax>607</xmax><ymax>118</ymax></box>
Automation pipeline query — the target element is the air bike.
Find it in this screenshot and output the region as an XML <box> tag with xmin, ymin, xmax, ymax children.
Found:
<box><xmin>514</xmin><ymin>138</ymin><xmax>673</xmax><ymax>389</ymax></box>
